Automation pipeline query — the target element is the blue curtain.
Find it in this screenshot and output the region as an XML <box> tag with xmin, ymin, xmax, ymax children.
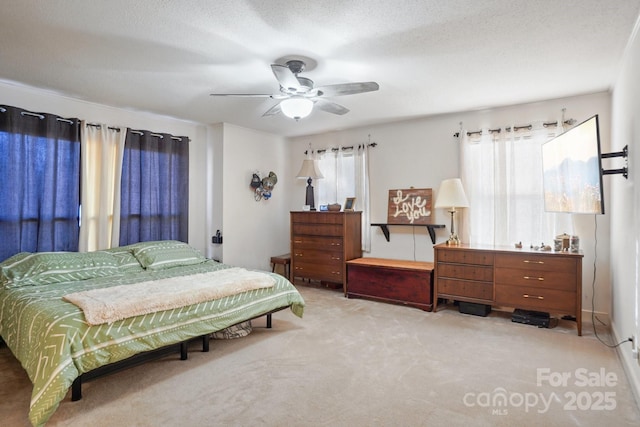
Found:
<box><xmin>119</xmin><ymin>130</ymin><xmax>189</xmax><ymax>245</ymax></box>
<box><xmin>0</xmin><ymin>105</ymin><xmax>81</xmax><ymax>261</ymax></box>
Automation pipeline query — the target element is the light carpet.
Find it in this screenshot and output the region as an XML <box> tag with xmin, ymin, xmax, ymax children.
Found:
<box><xmin>1</xmin><ymin>284</ymin><xmax>639</xmax><ymax>426</ymax></box>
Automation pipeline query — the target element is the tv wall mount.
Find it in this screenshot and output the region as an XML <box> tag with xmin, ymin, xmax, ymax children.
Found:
<box><xmin>601</xmin><ymin>145</ymin><xmax>628</xmax><ymax>179</ymax></box>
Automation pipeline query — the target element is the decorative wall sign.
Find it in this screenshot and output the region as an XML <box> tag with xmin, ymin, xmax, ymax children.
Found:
<box><xmin>387</xmin><ymin>188</ymin><xmax>432</xmax><ymax>225</ymax></box>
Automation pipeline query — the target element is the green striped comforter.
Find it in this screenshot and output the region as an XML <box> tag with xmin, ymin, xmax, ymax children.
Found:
<box><xmin>0</xmin><ymin>260</ymin><xmax>305</xmax><ymax>426</ymax></box>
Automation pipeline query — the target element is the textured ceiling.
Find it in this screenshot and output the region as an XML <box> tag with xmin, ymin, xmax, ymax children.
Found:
<box><xmin>1</xmin><ymin>0</ymin><xmax>639</xmax><ymax>137</ymax></box>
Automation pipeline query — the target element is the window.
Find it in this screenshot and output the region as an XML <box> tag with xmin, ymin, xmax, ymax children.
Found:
<box><xmin>0</xmin><ymin>106</ymin><xmax>81</xmax><ymax>261</ymax></box>
<box><xmin>460</xmin><ymin>122</ymin><xmax>570</xmax><ymax>246</ymax></box>
<box><xmin>119</xmin><ymin>130</ymin><xmax>189</xmax><ymax>245</ymax></box>
<box><xmin>316</xmin><ymin>144</ymin><xmax>373</xmax><ymax>252</ymax></box>
<box><xmin>0</xmin><ymin>105</ymin><xmax>190</xmax><ymax>261</ymax></box>
<box><xmin>317</xmin><ymin>149</ymin><xmax>355</xmax><ymax>207</ymax></box>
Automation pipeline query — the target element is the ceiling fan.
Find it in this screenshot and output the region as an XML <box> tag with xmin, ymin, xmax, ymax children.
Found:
<box><xmin>210</xmin><ymin>59</ymin><xmax>379</xmax><ymax>120</ymax></box>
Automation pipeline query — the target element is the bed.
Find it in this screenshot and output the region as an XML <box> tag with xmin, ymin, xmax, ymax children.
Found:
<box><xmin>0</xmin><ymin>240</ymin><xmax>305</xmax><ymax>427</ymax></box>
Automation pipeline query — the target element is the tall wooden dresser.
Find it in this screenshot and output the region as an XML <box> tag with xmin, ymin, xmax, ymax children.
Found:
<box><xmin>433</xmin><ymin>243</ymin><xmax>583</xmax><ymax>335</ymax></box>
<box><xmin>290</xmin><ymin>211</ymin><xmax>362</xmax><ymax>294</ymax></box>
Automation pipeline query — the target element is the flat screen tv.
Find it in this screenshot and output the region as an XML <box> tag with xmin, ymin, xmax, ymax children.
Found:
<box><xmin>542</xmin><ymin>114</ymin><xmax>605</xmax><ymax>214</ymax></box>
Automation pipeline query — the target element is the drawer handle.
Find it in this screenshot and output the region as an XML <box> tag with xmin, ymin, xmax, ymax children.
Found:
<box><xmin>294</xmin><ymin>252</ymin><xmax>303</xmax><ymax>257</ymax></box>
<box><xmin>523</xmin><ymin>260</ymin><xmax>544</xmax><ymax>264</ymax></box>
<box><xmin>523</xmin><ymin>276</ymin><xmax>544</xmax><ymax>281</ymax></box>
<box><xmin>294</xmin><ymin>240</ymin><xmax>303</xmax><ymax>244</ymax></box>
<box><xmin>523</xmin><ymin>294</ymin><xmax>544</xmax><ymax>300</ymax></box>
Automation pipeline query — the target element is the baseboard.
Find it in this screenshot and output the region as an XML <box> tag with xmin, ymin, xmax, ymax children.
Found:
<box><xmin>581</xmin><ymin>308</ymin><xmax>610</xmax><ymax>326</ymax></box>
<box><xmin>582</xmin><ymin>310</ymin><xmax>640</xmax><ymax>409</ymax></box>
<box><xmin>584</xmin><ymin>311</ymin><xmax>640</xmax><ymax>408</ymax></box>
<box><xmin>612</xmin><ymin>327</ymin><xmax>640</xmax><ymax>410</ymax></box>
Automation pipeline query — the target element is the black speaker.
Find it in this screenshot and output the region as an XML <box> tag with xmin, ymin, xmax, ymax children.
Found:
<box><xmin>511</xmin><ymin>309</ymin><xmax>550</xmax><ymax>328</ymax></box>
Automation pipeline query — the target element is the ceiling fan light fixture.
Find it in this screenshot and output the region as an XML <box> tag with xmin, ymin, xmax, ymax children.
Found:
<box><xmin>281</xmin><ymin>97</ymin><xmax>313</xmax><ymax>120</ymax></box>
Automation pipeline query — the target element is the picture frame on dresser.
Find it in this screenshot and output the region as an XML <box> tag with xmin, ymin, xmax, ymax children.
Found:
<box><xmin>344</xmin><ymin>197</ymin><xmax>356</xmax><ymax>211</ymax></box>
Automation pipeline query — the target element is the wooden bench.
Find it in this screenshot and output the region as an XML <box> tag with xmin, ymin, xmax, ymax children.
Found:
<box><xmin>270</xmin><ymin>254</ymin><xmax>291</xmax><ymax>280</ymax></box>
<box><xmin>346</xmin><ymin>258</ymin><xmax>434</xmax><ymax>311</ymax></box>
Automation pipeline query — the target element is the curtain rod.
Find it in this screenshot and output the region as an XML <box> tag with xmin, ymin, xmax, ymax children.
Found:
<box><xmin>303</xmin><ymin>134</ymin><xmax>378</xmax><ymax>155</ymax></box>
<box><xmin>307</xmin><ymin>142</ymin><xmax>378</xmax><ymax>155</ymax></box>
<box><xmin>129</xmin><ymin>129</ymin><xmax>184</xmax><ymax>141</ymax></box>
<box><xmin>453</xmin><ymin>119</ymin><xmax>576</xmax><ymax>138</ymax></box>
<box><xmin>2</xmin><ymin>105</ymin><xmax>184</xmax><ymax>140</ymax></box>
<box><xmin>21</xmin><ymin>110</ymin><xmax>76</xmax><ymax>124</ymax></box>
<box><xmin>1</xmin><ymin>107</ymin><xmax>77</xmax><ymax>125</ymax></box>
<box><xmin>86</xmin><ymin>123</ymin><xmax>121</xmax><ymax>132</ymax></box>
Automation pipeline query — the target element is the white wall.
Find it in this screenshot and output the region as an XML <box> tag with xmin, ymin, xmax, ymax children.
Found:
<box><xmin>288</xmin><ymin>92</ymin><xmax>612</xmax><ymax>322</ymax></box>
<box><xmin>610</xmin><ymin>16</ymin><xmax>640</xmax><ymax>403</ymax></box>
<box><xmin>207</xmin><ymin>123</ymin><xmax>224</xmax><ymax>261</ymax></box>
<box><xmin>219</xmin><ymin>124</ymin><xmax>291</xmax><ymax>271</ymax></box>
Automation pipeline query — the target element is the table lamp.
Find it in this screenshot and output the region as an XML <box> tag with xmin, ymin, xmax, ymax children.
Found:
<box><xmin>296</xmin><ymin>157</ymin><xmax>323</xmax><ymax>210</ymax></box>
<box><xmin>434</xmin><ymin>178</ymin><xmax>469</xmax><ymax>245</ymax></box>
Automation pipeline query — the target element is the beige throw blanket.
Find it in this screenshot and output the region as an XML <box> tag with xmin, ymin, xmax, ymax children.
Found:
<box><xmin>63</xmin><ymin>268</ymin><xmax>276</xmax><ymax>325</ymax></box>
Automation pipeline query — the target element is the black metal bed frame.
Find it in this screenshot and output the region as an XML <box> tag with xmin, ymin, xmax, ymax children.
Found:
<box><xmin>70</xmin><ymin>308</ymin><xmax>285</xmax><ymax>401</ymax></box>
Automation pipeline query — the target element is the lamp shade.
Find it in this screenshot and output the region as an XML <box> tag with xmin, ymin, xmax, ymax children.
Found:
<box><xmin>434</xmin><ymin>178</ymin><xmax>469</xmax><ymax>209</ymax></box>
<box><xmin>281</xmin><ymin>97</ymin><xmax>313</xmax><ymax>120</ymax></box>
<box><xmin>296</xmin><ymin>159</ymin><xmax>324</xmax><ymax>179</ymax></box>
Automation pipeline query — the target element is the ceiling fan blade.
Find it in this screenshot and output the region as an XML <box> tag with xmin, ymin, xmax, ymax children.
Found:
<box><xmin>262</xmin><ymin>102</ymin><xmax>282</xmax><ymax>117</ymax></box>
<box><xmin>271</xmin><ymin>64</ymin><xmax>302</xmax><ymax>92</ymax></box>
<box><xmin>315</xmin><ymin>82</ymin><xmax>379</xmax><ymax>97</ymax></box>
<box><xmin>314</xmin><ymin>99</ymin><xmax>349</xmax><ymax>115</ymax></box>
<box><xmin>210</xmin><ymin>93</ymin><xmax>274</xmax><ymax>98</ymax></box>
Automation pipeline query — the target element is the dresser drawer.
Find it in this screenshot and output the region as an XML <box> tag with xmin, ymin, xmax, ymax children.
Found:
<box><xmin>495</xmin><ymin>284</ymin><xmax>576</xmax><ymax>312</ymax></box>
<box><xmin>293</xmin><ymin>261</ymin><xmax>342</xmax><ymax>281</ymax></box>
<box><xmin>291</xmin><ymin>212</ymin><xmax>344</xmax><ymax>225</ymax></box>
<box><xmin>437</xmin><ymin>263</ymin><xmax>493</xmax><ymax>282</ymax></box>
<box><xmin>290</xmin><ymin>211</ymin><xmax>362</xmax><ymax>287</ymax></box>
<box><xmin>292</xmin><ymin>248</ymin><xmax>343</xmax><ymax>265</ymax></box>
<box><xmin>495</xmin><ymin>253</ymin><xmax>576</xmax><ymax>272</ymax></box>
<box><xmin>292</xmin><ymin>223</ymin><xmax>343</xmax><ymax>237</ymax></box>
<box><xmin>292</xmin><ymin>235</ymin><xmax>343</xmax><ymax>249</ymax></box>
<box><xmin>495</xmin><ymin>268</ymin><xmax>575</xmax><ymax>291</ymax></box>
<box><xmin>437</xmin><ymin>278</ymin><xmax>493</xmax><ymax>301</ymax></box>
<box><xmin>437</xmin><ymin>249</ymin><xmax>494</xmax><ymax>266</ymax></box>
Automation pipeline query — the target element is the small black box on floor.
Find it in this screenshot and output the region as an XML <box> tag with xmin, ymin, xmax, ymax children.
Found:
<box><xmin>458</xmin><ymin>301</ymin><xmax>492</xmax><ymax>317</ymax></box>
<box><xmin>512</xmin><ymin>309</ymin><xmax>550</xmax><ymax>328</ymax></box>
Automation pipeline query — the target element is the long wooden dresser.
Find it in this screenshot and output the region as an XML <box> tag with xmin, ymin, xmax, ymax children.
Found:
<box><xmin>433</xmin><ymin>243</ymin><xmax>583</xmax><ymax>335</ymax></box>
<box><xmin>290</xmin><ymin>211</ymin><xmax>362</xmax><ymax>294</ymax></box>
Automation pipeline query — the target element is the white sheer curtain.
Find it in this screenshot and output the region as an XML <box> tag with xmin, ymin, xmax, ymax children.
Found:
<box><xmin>79</xmin><ymin>122</ymin><xmax>126</xmax><ymax>252</ymax></box>
<box><xmin>317</xmin><ymin>148</ymin><xmax>353</xmax><ymax>206</ymax></box>
<box><xmin>460</xmin><ymin>120</ymin><xmax>572</xmax><ymax>247</ymax></box>
<box><xmin>317</xmin><ymin>144</ymin><xmax>372</xmax><ymax>252</ymax></box>
<box><xmin>355</xmin><ymin>144</ymin><xmax>372</xmax><ymax>252</ymax></box>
